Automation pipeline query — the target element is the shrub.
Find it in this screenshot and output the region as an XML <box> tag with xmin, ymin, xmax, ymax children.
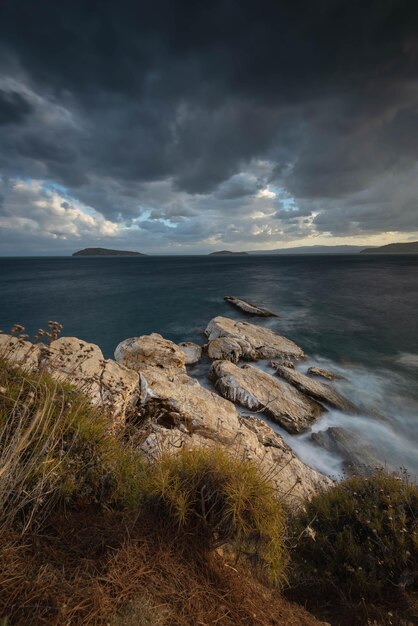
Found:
<box><xmin>291</xmin><ymin>472</ymin><xmax>418</xmax><ymax>601</ymax></box>
<box><xmin>144</xmin><ymin>445</ymin><xmax>287</xmax><ymax>584</ymax></box>
<box><xmin>0</xmin><ymin>358</ymin><xmax>145</xmax><ymax>531</ymax></box>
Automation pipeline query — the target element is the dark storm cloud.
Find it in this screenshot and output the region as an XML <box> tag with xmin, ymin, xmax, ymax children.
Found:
<box><xmin>0</xmin><ymin>88</ymin><xmax>32</xmax><ymax>125</ymax></box>
<box><xmin>0</xmin><ymin>0</ymin><xmax>417</xmax><ymax>252</ymax></box>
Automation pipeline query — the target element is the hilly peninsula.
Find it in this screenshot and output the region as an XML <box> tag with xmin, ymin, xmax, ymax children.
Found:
<box><xmin>73</xmin><ymin>248</ymin><xmax>146</xmax><ymax>257</ymax></box>
<box><xmin>360</xmin><ymin>241</ymin><xmax>418</xmax><ymax>255</ymax></box>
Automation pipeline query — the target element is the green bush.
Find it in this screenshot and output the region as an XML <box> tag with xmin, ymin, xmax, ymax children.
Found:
<box><xmin>144</xmin><ymin>446</ymin><xmax>287</xmax><ymax>584</ymax></box>
<box><xmin>0</xmin><ymin>358</ymin><xmax>145</xmax><ymax>530</ymax></box>
<box><xmin>291</xmin><ymin>473</ymin><xmax>418</xmax><ymax>601</ymax></box>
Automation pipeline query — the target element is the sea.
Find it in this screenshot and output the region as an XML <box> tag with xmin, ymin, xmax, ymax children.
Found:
<box><xmin>1</xmin><ymin>254</ymin><xmax>417</xmax><ymax>478</ymax></box>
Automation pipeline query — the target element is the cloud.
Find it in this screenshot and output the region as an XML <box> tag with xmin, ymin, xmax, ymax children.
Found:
<box><xmin>0</xmin><ymin>1</ymin><xmax>417</xmax><ymax>253</ymax></box>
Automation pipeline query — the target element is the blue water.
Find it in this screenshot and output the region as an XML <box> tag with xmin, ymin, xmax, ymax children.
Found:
<box><xmin>1</xmin><ymin>255</ymin><xmax>417</xmax><ymax>476</ymax></box>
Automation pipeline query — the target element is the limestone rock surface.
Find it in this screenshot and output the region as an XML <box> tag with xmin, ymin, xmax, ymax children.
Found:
<box><xmin>211</xmin><ymin>360</ymin><xmax>323</xmax><ymax>433</ymax></box>
<box><xmin>205</xmin><ymin>316</ymin><xmax>304</xmax><ymax>362</ymax></box>
<box><xmin>178</xmin><ymin>341</ymin><xmax>202</xmax><ymax>365</ymax></box>
<box><xmin>307</xmin><ymin>366</ymin><xmax>343</xmax><ymax>381</ymax></box>
<box><xmin>115</xmin><ymin>333</ymin><xmax>186</xmax><ymax>371</ymax></box>
<box><xmin>0</xmin><ymin>334</ymin><xmax>140</xmax><ymax>422</ymax></box>
<box><xmin>273</xmin><ymin>365</ymin><xmax>354</xmax><ymax>412</ymax></box>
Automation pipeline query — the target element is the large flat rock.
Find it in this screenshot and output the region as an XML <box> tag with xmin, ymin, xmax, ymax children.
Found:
<box><xmin>211</xmin><ymin>360</ymin><xmax>324</xmax><ymax>433</ymax></box>
<box><xmin>273</xmin><ymin>365</ymin><xmax>355</xmax><ymax>412</ymax></box>
<box><xmin>205</xmin><ymin>316</ymin><xmax>304</xmax><ymax>362</ymax></box>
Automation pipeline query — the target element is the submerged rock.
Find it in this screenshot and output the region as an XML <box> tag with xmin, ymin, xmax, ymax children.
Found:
<box><xmin>273</xmin><ymin>365</ymin><xmax>354</xmax><ymax>412</ymax></box>
<box><xmin>311</xmin><ymin>427</ymin><xmax>385</xmax><ymax>476</ymax></box>
<box><xmin>308</xmin><ymin>366</ymin><xmax>343</xmax><ymax>381</ymax></box>
<box><xmin>211</xmin><ymin>360</ymin><xmax>324</xmax><ymax>433</ymax></box>
<box><xmin>224</xmin><ymin>296</ymin><xmax>278</xmax><ymax>317</ymax></box>
<box><xmin>178</xmin><ymin>341</ymin><xmax>202</xmax><ymax>365</ymax></box>
<box><xmin>205</xmin><ymin>316</ymin><xmax>304</xmax><ymax>362</ymax></box>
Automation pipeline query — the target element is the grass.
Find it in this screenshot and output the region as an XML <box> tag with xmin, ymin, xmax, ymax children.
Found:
<box><xmin>144</xmin><ymin>445</ymin><xmax>288</xmax><ymax>584</ymax></box>
<box><xmin>0</xmin><ymin>357</ymin><xmax>145</xmax><ymax>532</ymax></box>
<box><xmin>0</xmin><ymin>510</ymin><xmax>321</xmax><ymax>626</ymax></box>
<box><xmin>1</xmin><ymin>342</ymin><xmax>417</xmax><ymax>624</ymax></box>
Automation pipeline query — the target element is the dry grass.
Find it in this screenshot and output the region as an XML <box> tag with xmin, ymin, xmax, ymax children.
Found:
<box><xmin>0</xmin><ymin>510</ymin><xmax>322</xmax><ymax>626</ymax></box>
<box><xmin>144</xmin><ymin>445</ymin><xmax>287</xmax><ymax>584</ymax></box>
<box><xmin>0</xmin><ymin>358</ymin><xmax>146</xmax><ymax>532</ymax></box>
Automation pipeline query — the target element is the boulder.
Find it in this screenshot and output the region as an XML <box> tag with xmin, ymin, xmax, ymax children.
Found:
<box><xmin>273</xmin><ymin>365</ymin><xmax>354</xmax><ymax>412</ymax></box>
<box><xmin>178</xmin><ymin>341</ymin><xmax>202</xmax><ymax>365</ymax></box>
<box><xmin>205</xmin><ymin>316</ymin><xmax>304</xmax><ymax>362</ymax></box>
<box><xmin>207</xmin><ymin>336</ymin><xmax>243</xmax><ymax>363</ymax></box>
<box><xmin>138</xmin><ymin>364</ymin><xmax>241</xmax><ymax>443</ymax></box>
<box><xmin>41</xmin><ymin>337</ymin><xmax>141</xmax><ymax>422</ymax></box>
<box><xmin>0</xmin><ymin>334</ymin><xmax>43</xmax><ymax>370</ymax></box>
<box><xmin>311</xmin><ymin>427</ymin><xmax>385</xmax><ymax>476</ymax></box>
<box><xmin>211</xmin><ymin>360</ymin><xmax>324</xmax><ymax>433</ymax></box>
<box><xmin>224</xmin><ymin>296</ymin><xmax>278</xmax><ymax>317</ymax></box>
<box><xmin>0</xmin><ymin>334</ymin><xmax>141</xmax><ymax>423</ymax></box>
<box><xmin>115</xmin><ymin>333</ymin><xmax>186</xmax><ymax>371</ymax></box>
<box><xmin>307</xmin><ymin>366</ymin><xmax>343</xmax><ymax>381</ymax></box>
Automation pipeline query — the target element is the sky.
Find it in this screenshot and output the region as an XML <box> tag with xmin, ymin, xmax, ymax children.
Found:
<box><xmin>0</xmin><ymin>0</ymin><xmax>417</xmax><ymax>255</ymax></box>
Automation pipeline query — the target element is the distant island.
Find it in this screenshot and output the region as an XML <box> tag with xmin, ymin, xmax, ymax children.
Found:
<box><xmin>209</xmin><ymin>250</ymin><xmax>249</xmax><ymax>256</ymax></box>
<box><xmin>360</xmin><ymin>241</ymin><xmax>418</xmax><ymax>255</ymax></box>
<box><xmin>73</xmin><ymin>248</ymin><xmax>146</xmax><ymax>257</ymax></box>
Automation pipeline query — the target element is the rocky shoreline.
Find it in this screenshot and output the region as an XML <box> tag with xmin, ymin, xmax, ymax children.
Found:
<box><xmin>0</xmin><ymin>309</ymin><xmax>388</xmax><ymax>503</ymax></box>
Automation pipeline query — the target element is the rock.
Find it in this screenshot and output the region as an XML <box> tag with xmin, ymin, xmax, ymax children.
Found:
<box><xmin>140</xmin><ymin>411</ymin><xmax>331</xmax><ymax>506</ymax></box>
<box><xmin>1</xmin><ymin>331</ymin><xmax>331</xmax><ymax>506</ymax></box>
<box><xmin>311</xmin><ymin>427</ymin><xmax>385</xmax><ymax>476</ymax></box>
<box><xmin>0</xmin><ymin>334</ymin><xmax>141</xmax><ymax>423</ymax></box>
<box><xmin>273</xmin><ymin>365</ymin><xmax>354</xmax><ymax>412</ymax></box>
<box><xmin>0</xmin><ymin>334</ymin><xmax>43</xmax><ymax>370</ymax></box>
<box><xmin>139</xmin><ymin>365</ymin><xmax>241</xmax><ymax>443</ymax></box>
<box><xmin>41</xmin><ymin>337</ymin><xmax>141</xmax><ymax>422</ymax></box>
<box><xmin>271</xmin><ymin>359</ymin><xmax>295</xmax><ymax>369</ymax></box>
<box><xmin>207</xmin><ymin>336</ymin><xmax>243</xmax><ymax>363</ymax></box>
<box><xmin>224</xmin><ymin>296</ymin><xmax>278</xmax><ymax>317</ymax></box>
<box><xmin>308</xmin><ymin>366</ymin><xmax>343</xmax><ymax>381</ymax></box>
<box><xmin>115</xmin><ymin>333</ymin><xmax>187</xmax><ymax>372</ymax></box>
<box><xmin>205</xmin><ymin>316</ymin><xmax>304</xmax><ymax>362</ymax></box>
<box><xmin>178</xmin><ymin>341</ymin><xmax>202</xmax><ymax>365</ymax></box>
<box><xmin>211</xmin><ymin>360</ymin><xmax>324</xmax><ymax>433</ymax></box>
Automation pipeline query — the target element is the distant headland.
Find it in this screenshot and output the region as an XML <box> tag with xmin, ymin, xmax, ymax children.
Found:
<box><xmin>360</xmin><ymin>241</ymin><xmax>418</xmax><ymax>255</ymax></box>
<box><xmin>73</xmin><ymin>248</ymin><xmax>146</xmax><ymax>257</ymax></box>
<box><xmin>208</xmin><ymin>250</ymin><xmax>249</xmax><ymax>256</ymax></box>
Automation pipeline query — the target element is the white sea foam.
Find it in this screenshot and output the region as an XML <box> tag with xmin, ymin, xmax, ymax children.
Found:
<box><xmin>189</xmin><ymin>351</ymin><xmax>418</xmax><ymax>480</ymax></box>
<box><xmin>395</xmin><ymin>352</ymin><xmax>418</xmax><ymax>369</ymax></box>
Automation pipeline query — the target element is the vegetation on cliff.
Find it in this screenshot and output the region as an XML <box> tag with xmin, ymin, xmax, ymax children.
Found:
<box><xmin>291</xmin><ymin>473</ymin><xmax>418</xmax><ymax>602</ymax></box>
<box><xmin>0</xmin><ymin>343</ymin><xmax>417</xmax><ymax>625</ymax></box>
